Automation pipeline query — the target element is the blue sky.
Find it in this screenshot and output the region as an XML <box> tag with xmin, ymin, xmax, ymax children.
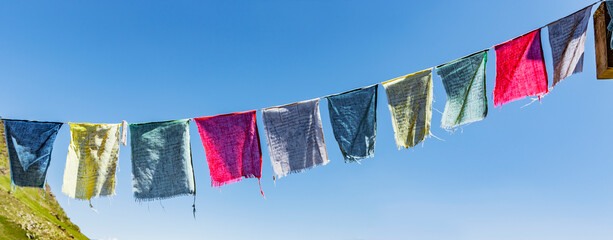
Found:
<box><xmin>1</xmin><ymin>0</ymin><xmax>612</xmax><ymax>239</ymax></box>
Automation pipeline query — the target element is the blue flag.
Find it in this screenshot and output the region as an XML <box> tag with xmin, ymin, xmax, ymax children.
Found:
<box><xmin>3</xmin><ymin>119</ymin><xmax>62</xmax><ymax>188</ymax></box>
<box><xmin>326</xmin><ymin>85</ymin><xmax>378</xmax><ymax>162</ymax></box>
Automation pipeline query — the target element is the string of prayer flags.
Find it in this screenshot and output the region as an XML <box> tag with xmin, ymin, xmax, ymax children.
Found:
<box><xmin>326</xmin><ymin>85</ymin><xmax>378</xmax><ymax>162</ymax></box>
<box><xmin>62</xmin><ymin>123</ymin><xmax>120</xmax><ymax>201</ymax></box>
<box><xmin>381</xmin><ymin>68</ymin><xmax>433</xmax><ymax>148</ymax></box>
<box><xmin>3</xmin><ymin>119</ymin><xmax>62</xmax><ymax>188</ymax></box>
<box><xmin>493</xmin><ymin>30</ymin><xmax>548</xmax><ymax>107</ymax></box>
<box><xmin>436</xmin><ymin>50</ymin><xmax>488</xmax><ymax>129</ymax></box>
<box><xmin>193</xmin><ymin>111</ymin><xmax>264</xmax><ymax>195</ymax></box>
<box><xmin>0</xmin><ymin>2</ymin><xmax>606</xmax><ymax>205</ymax></box>
<box><xmin>129</xmin><ymin>120</ymin><xmax>196</xmax><ymax>200</ymax></box>
<box><xmin>262</xmin><ymin>99</ymin><xmax>329</xmax><ymax>179</ymax></box>
<box><xmin>547</xmin><ymin>5</ymin><xmax>592</xmax><ymax>87</ymax></box>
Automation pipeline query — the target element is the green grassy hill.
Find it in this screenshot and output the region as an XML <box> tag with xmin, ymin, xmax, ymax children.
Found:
<box><xmin>0</xmin><ymin>122</ymin><xmax>88</xmax><ymax>240</ymax></box>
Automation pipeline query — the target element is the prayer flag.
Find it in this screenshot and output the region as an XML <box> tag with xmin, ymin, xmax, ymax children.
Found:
<box><xmin>436</xmin><ymin>50</ymin><xmax>488</xmax><ymax>129</ymax></box>
<box><xmin>326</xmin><ymin>85</ymin><xmax>377</xmax><ymax>162</ymax></box>
<box><xmin>3</xmin><ymin>119</ymin><xmax>62</xmax><ymax>188</ymax></box>
<box><xmin>193</xmin><ymin>111</ymin><xmax>263</xmax><ymax>190</ymax></box>
<box><xmin>494</xmin><ymin>30</ymin><xmax>548</xmax><ymax>106</ymax></box>
<box><xmin>262</xmin><ymin>99</ymin><xmax>329</xmax><ymax>179</ymax></box>
<box><xmin>62</xmin><ymin>123</ymin><xmax>121</xmax><ymax>200</ymax></box>
<box><xmin>381</xmin><ymin>68</ymin><xmax>433</xmax><ymax>148</ymax></box>
<box><xmin>547</xmin><ymin>6</ymin><xmax>592</xmax><ymax>86</ymax></box>
<box><xmin>129</xmin><ymin>120</ymin><xmax>195</xmax><ymax>200</ymax></box>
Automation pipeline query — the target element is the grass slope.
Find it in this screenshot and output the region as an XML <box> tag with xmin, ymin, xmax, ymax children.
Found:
<box><xmin>0</xmin><ymin>122</ymin><xmax>89</xmax><ymax>240</ymax></box>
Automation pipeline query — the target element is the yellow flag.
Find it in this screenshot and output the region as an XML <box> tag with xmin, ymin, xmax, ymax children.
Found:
<box><xmin>382</xmin><ymin>68</ymin><xmax>433</xmax><ymax>148</ymax></box>
<box><xmin>62</xmin><ymin>123</ymin><xmax>120</xmax><ymax>200</ymax></box>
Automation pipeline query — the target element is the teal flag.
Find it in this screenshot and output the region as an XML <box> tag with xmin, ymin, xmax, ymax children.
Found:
<box><xmin>129</xmin><ymin>119</ymin><xmax>195</xmax><ymax>201</ymax></box>
<box><xmin>436</xmin><ymin>50</ymin><xmax>488</xmax><ymax>129</ymax></box>
<box><xmin>326</xmin><ymin>85</ymin><xmax>377</xmax><ymax>162</ymax></box>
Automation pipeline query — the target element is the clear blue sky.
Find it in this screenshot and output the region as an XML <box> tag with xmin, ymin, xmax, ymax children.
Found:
<box><xmin>1</xmin><ymin>0</ymin><xmax>612</xmax><ymax>239</ymax></box>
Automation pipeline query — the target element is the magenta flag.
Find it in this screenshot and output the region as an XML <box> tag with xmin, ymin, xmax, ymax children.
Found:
<box><xmin>193</xmin><ymin>110</ymin><xmax>263</xmax><ymax>195</ymax></box>
<box><xmin>494</xmin><ymin>29</ymin><xmax>548</xmax><ymax>107</ymax></box>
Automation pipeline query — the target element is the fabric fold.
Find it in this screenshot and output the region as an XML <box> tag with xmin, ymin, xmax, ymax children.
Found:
<box><xmin>193</xmin><ymin>111</ymin><xmax>262</xmax><ymax>189</ymax></box>
<box><xmin>129</xmin><ymin>119</ymin><xmax>195</xmax><ymax>201</ymax></box>
<box><xmin>493</xmin><ymin>30</ymin><xmax>548</xmax><ymax>107</ymax></box>
<box><xmin>547</xmin><ymin>5</ymin><xmax>592</xmax><ymax>87</ymax></box>
<box><xmin>436</xmin><ymin>50</ymin><xmax>488</xmax><ymax>129</ymax></box>
<box><xmin>62</xmin><ymin>123</ymin><xmax>121</xmax><ymax>200</ymax></box>
<box><xmin>3</xmin><ymin>119</ymin><xmax>62</xmax><ymax>188</ymax></box>
<box><xmin>326</xmin><ymin>85</ymin><xmax>377</xmax><ymax>162</ymax></box>
<box><xmin>381</xmin><ymin>68</ymin><xmax>433</xmax><ymax>148</ymax></box>
<box><xmin>262</xmin><ymin>99</ymin><xmax>329</xmax><ymax>179</ymax></box>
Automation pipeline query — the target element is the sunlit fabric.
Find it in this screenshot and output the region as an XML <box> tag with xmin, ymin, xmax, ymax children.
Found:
<box><xmin>494</xmin><ymin>30</ymin><xmax>548</xmax><ymax>106</ymax></box>
<box><xmin>129</xmin><ymin>120</ymin><xmax>195</xmax><ymax>200</ymax></box>
<box><xmin>262</xmin><ymin>99</ymin><xmax>329</xmax><ymax>179</ymax></box>
<box><xmin>62</xmin><ymin>123</ymin><xmax>121</xmax><ymax>200</ymax></box>
<box><xmin>436</xmin><ymin>51</ymin><xmax>488</xmax><ymax>129</ymax></box>
<box><xmin>381</xmin><ymin>68</ymin><xmax>433</xmax><ymax>148</ymax></box>
<box><xmin>193</xmin><ymin>111</ymin><xmax>262</xmax><ymax>190</ymax></box>
<box><xmin>3</xmin><ymin>119</ymin><xmax>62</xmax><ymax>188</ymax></box>
<box><xmin>547</xmin><ymin>5</ymin><xmax>592</xmax><ymax>87</ymax></box>
<box><xmin>326</xmin><ymin>85</ymin><xmax>377</xmax><ymax>162</ymax></box>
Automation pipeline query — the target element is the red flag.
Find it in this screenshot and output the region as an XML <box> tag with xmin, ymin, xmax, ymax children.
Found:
<box><xmin>194</xmin><ymin>111</ymin><xmax>263</xmax><ymax>195</ymax></box>
<box><xmin>494</xmin><ymin>29</ymin><xmax>548</xmax><ymax>107</ymax></box>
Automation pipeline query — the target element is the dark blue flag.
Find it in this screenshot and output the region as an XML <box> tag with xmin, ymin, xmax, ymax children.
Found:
<box><xmin>326</xmin><ymin>85</ymin><xmax>377</xmax><ymax>162</ymax></box>
<box><xmin>3</xmin><ymin>119</ymin><xmax>62</xmax><ymax>188</ymax></box>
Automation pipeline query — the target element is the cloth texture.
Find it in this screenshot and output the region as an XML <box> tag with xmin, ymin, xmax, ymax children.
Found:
<box><xmin>193</xmin><ymin>111</ymin><xmax>262</xmax><ymax>187</ymax></box>
<box><xmin>62</xmin><ymin>123</ymin><xmax>120</xmax><ymax>200</ymax></box>
<box><xmin>3</xmin><ymin>120</ymin><xmax>62</xmax><ymax>188</ymax></box>
<box><xmin>129</xmin><ymin>119</ymin><xmax>195</xmax><ymax>200</ymax></box>
<box><xmin>436</xmin><ymin>50</ymin><xmax>488</xmax><ymax>129</ymax></box>
<box><xmin>262</xmin><ymin>99</ymin><xmax>329</xmax><ymax>179</ymax></box>
<box><xmin>381</xmin><ymin>68</ymin><xmax>433</xmax><ymax>148</ymax></box>
<box><xmin>547</xmin><ymin>6</ymin><xmax>592</xmax><ymax>87</ymax></box>
<box><xmin>326</xmin><ymin>85</ymin><xmax>377</xmax><ymax>162</ymax></box>
<box><xmin>494</xmin><ymin>30</ymin><xmax>548</xmax><ymax>107</ymax></box>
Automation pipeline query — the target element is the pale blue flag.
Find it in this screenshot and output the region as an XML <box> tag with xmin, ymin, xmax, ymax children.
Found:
<box><xmin>436</xmin><ymin>51</ymin><xmax>488</xmax><ymax>129</ymax></box>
